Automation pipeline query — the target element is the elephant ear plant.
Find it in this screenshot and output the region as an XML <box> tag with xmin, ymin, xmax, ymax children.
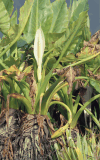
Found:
<box><xmin>1</xmin><ymin>26</ymin><xmax>100</xmax><ymax>141</ymax></box>
<box><xmin>0</xmin><ymin>0</ymin><xmax>100</xmax><ymax>143</ymax></box>
<box><xmin>0</xmin><ymin>26</ymin><xmax>71</xmax><ymax>134</ymax></box>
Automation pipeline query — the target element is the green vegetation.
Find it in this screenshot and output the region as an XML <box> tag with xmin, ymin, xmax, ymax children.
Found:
<box><xmin>0</xmin><ymin>0</ymin><xmax>100</xmax><ymax>159</ymax></box>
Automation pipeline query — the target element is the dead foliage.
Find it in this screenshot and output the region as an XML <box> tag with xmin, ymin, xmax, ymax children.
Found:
<box><xmin>53</xmin><ymin>65</ymin><xmax>88</xmax><ymax>105</ymax></box>
<box><xmin>87</xmin><ymin>69</ymin><xmax>100</xmax><ymax>80</ymax></box>
<box><xmin>89</xmin><ymin>30</ymin><xmax>100</xmax><ymax>45</ymax></box>
<box><xmin>53</xmin><ymin>66</ymin><xmax>76</xmax><ymax>94</ymax></box>
<box><xmin>26</xmin><ymin>70</ymin><xmax>37</xmax><ymax>109</ymax></box>
<box><xmin>76</xmin><ymin>30</ymin><xmax>100</xmax><ymax>57</ymax></box>
<box><xmin>0</xmin><ymin>65</ymin><xmax>33</xmax><ymax>82</ymax></box>
<box><xmin>53</xmin><ymin>66</ymin><xmax>86</xmax><ymax>95</ymax></box>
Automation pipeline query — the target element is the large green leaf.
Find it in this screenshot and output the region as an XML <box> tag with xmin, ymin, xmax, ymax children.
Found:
<box><xmin>54</xmin><ymin>10</ymin><xmax>88</xmax><ymax>57</ymax></box>
<box><xmin>23</xmin><ymin>0</ymin><xmax>53</xmax><ymax>43</ymax></box>
<box><xmin>0</xmin><ymin>0</ymin><xmax>34</xmax><ymax>58</ymax></box>
<box><xmin>0</xmin><ymin>0</ymin><xmax>12</xmax><ymax>35</ymax></box>
<box><xmin>45</xmin><ymin>31</ymin><xmax>66</xmax><ymax>51</ymax></box>
<box><xmin>3</xmin><ymin>56</ymin><xmax>20</xmax><ymax>67</ymax></box>
<box><xmin>49</xmin><ymin>0</ymin><xmax>68</xmax><ymax>33</ymax></box>
<box><xmin>0</xmin><ymin>9</ymin><xmax>18</xmax><ymax>47</ymax></box>
<box><xmin>66</xmin><ymin>0</ymin><xmax>91</xmax><ymax>54</ymax></box>
<box><xmin>9</xmin><ymin>10</ymin><xmax>18</xmax><ymax>58</ymax></box>
<box><xmin>2</xmin><ymin>0</ymin><xmax>14</xmax><ymax>17</ymax></box>
<box><xmin>90</xmin><ymin>79</ymin><xmax>100</xmax><ymax>93</ymax></box>
<box><xmin>49</xmin><ymin>0</ymin><xmax>90</xmax><ymax>57</ymax></box>
<box><xmin>69</xmin><ymin>0</ymin><xmax>89</xmax><ymax>22</ymax></box>
<box><xmin>10</xmin><ymin>9</ymin><xmax>17</xmax><ymax>27</ymax></box>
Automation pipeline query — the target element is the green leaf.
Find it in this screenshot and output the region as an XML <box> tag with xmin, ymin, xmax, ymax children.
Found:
<box><xmin>9</xmin><ymin>9</ymin><xmax>18</xmax><ymax>57</ymax></box>
<box><xmin>4</xmin><ymin>56</ymin><xmax>20</xmax><ymax>67</ymax></box>
<box><xmin>39</xmin><ymin>78</ymin><xmax>61</xmax><ymax>114</ymax></box>
<box><xmin>45</xmin><ymin>31</ymin><xmax>66</xmax><ymax>51</ymax></box>
<box><xmin>0</xmin><ymin>0</ymin><xmax>13</xmax><ymax>35</ymax></box>
<box><xmin>71</xmin><ymin>94</ymin><xmax>100</xmax><ymax>129</ymax></box>
<box><xmin>68</xmin><ymin>0</ymin><xmax>91</xmax><ymax>44</ymax></box>
<box><xmin>47</xmin><ymin>57</ymin><xmax>57</xmax><ymax>69</ymax></box>
<box><xmin>49</xmin><ymin>0</ymin><xmax>68</xmax><ymax>33</ymax></box>
<box><xmin>90</xmin><ymin>79</ymin><xmax>100</xmax><ymax>93</ymax></box>
<box><xmin>15</xmin><ymin>80</ymin><xmax>31</xmax><ymax>102</ymax></box>
<box><xmin>77</xmin><ymin>133</ymin><xmax>82</xmax><ymax>153</ymax></box>
<box><xmin>69</xmin><ymin>0</ymin><xmax>89</xmax><ymax>22</ymax></box>
<box><xmin>73</xmin><ymin>95</ymin><xmax>80</xmax><ymax>116</ymax></box>
<box><xmin>60</xmin><ymin>54</ymin><xmax>76</xmax><ymax>63</ymax></box>
<box><xmin>43</xmin><ymin>81</ymin><xmax>68</xmax><ymax>115</ymax></box>
<box><xmin>23</xmin><ymin>0</ymin><xmax>53</xmax><ymax>43</ymax></box>
<box><xmin>0</xmin><ymin>59</ymin><xmax>9</xmax><ymax>69</ymax></box>
<box><xmin>54</xmin><ymin>11</ymin><xmax>88</xmax><ymax>56</ymax></box>
<box><xmin>69</xmin><ymin>92</ymin><xmax>73</xmax><ymax>115</ymax></box>
<box><xmin>75</xmin><ymin>147</ymin><xmax>83</xmax><ymax>160</ymax></box>
<box><xmin>51</xmin><ymin>101</ymin><xmax>72</xmax><ymax>139</ymax></box>
<box><xmin>2</xmin><ymin>0</ymin><xmax>14</xmax><ymax>17</ymax></box>
<box><xmin>17</xmin><ymin>37</ymin><xmax>27</xmax><ymax>48</ymax></box>
<box><xmin>10</xmin><ymin>9</ymin><xmax>17</xmax><ymax>26</ymax></box>
<box><xmin>82</xmin><ymin>135</ymin><xmax>88</xmax><ymax>159</ymax></box>
<box><xmin>0</xmin><ymin>0</ymin><xmax>34</xmax><ymax>58</ymax></box>
<box><xmin>7</xmin><ymin>93</ymin><xmax>32</xmax><ymax>114</ymax></box>
<box><xmin>85</xmin><ymin>108</ymin><xmax>100</xmax><ymax>127</ymax></box>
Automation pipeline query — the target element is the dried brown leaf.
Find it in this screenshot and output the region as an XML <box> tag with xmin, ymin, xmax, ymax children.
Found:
<box><xmin>27</xmin><ymin>70</ymin><xmax>37</xmax><ymax>108</ymax></box>
<box><xmin>74</xmin><ymin>66</ymin><xmax>81</xmax><ymax>77</ymax></box>
<box><xmin>53</xmin><ymin>67</ymin><xmax>76</xmax><ymax>94</ymax></box>
<box><xmin>87</xmin><ymin>69</ymin><xmax>100</xmax><ymax>80</ymax></box>
<box><xmin>15</xmin><ymin>72</ymin><xmax>25</xmax><ymax>81</ymax></box>
<box><xmin>89</xmin><ymin>30</ymin><xmax>100</xmax><ymax>44</ymax></box>
<box><xmin>60</xmin><ymin>114</ymin><xmax>67</xmax><ymax>127</ymax></box>
<box><xmin>64</xmin><ymin>67</ymin><xmax>76</xmax><ymax>94</ymax></box>
<box><xmin>76</xmin><ymin>30</ymin><xmax>100</xmax><ymax>57</ymax></box>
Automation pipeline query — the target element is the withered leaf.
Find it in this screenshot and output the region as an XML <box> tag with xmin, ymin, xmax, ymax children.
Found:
<box><xmin>28</xmin><ymin>70</ymin><xmax>37</xmax><ymax>108</ymax></box>
<box><xmin>64</xmin><ymin>67</ymin><xmax>76</xmax><ymax>94</ymax></box>
<box><xmin>87</xmin><ymin>69</ymin><xmax>100</xmax><ymax>80</ymax></box>
<box><xmin>53</xmin><ymin>67</ymin><xmax>76</xmax><ymax>94</ymax></box>
<box><xmin>16</xmin><ymin>72</ymin><xmax>25</xmax><ymax>81</ymax></box>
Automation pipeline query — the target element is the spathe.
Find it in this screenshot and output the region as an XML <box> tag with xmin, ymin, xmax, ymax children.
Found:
<box><xmin>34</xmin><ymin>27</ymin><xmax>45</xmax><ymax>81</ymax></box>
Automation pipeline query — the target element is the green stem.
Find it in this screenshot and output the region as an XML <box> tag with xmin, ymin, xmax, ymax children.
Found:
<box><xmin>0</xmin><ymin>59</ymin><xmax>9</xmax><ymax>69</ymax></box>
<box><xmin>72</xmin><ymin>99</ymin><xmax>100</xmax><ymax>128</ymax></box>
<box><xmin>44</xmin><ymin>48</ymin><xmax>54</xmax><ymax>57</ymax></box>
<box><xmin>84</xmin><ymin>108</ymin><xmax>100</xmax><ymax>128</ymax></box>
<box><xmin>63</xmin><ymin>51</ymin><xmax>100</xmax><ymax>70</ymax></box>
<box><xmin>9</xmin><ymin>94</ymin><xmax>32</xmax><ymax>114</ymax></box>
<box><xmin>51</xmin><ymin>101</ymin><xmax>72</xmax><ymax>139</ymax></box>
<box><xmin>71</xmin><ymin>94</ymin><xmax>100</xmax><ymax>129</ymax></box>
<box><xmin>0</xmin><ymin>76</ymin><xmax>14</xmax><ymax>91</ymax></box>
<box><xmin>75</xmin><ymin>76</ymin><xmax>89</xmax><ymax>80</ymax></box>
<box><xmin>84</xmin><ymin>65</ymin><xmax>100</xmax><ymax>87</ymax></box>
<box><xmin>42</xmin><ymin>81</ymin><xmax>68</xmax><ymax>115</ymax></box>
